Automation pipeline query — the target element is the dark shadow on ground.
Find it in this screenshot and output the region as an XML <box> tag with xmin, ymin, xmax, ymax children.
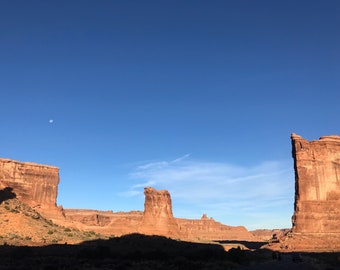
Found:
<box><xmin>0</xmin><ymin>187</ymin><xmax>16</xmax><ymax>203</ymax></box>
<box><xmin>0</xmin><ymin>234</ymin><xmax>338</xmax><ymax>270</ymax></box>
<box><xmin>216</xmin><ymin>239</ymin><xmax>268</xmax><ymax>250</ymax></box>
<box><xmin>0</xmin><ymin>234</ymin><xmax>271</xmax><ymax>270</ymax></box>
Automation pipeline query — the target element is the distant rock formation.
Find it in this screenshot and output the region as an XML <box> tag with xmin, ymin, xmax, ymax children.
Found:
<box><xmin>291</xmin><ymin>133</ymin><xmax>340</xmax><ymax>234</ymax></box>
<box><xmin>63</xmin><ymin>187</ymin><xmax>255</xmax><ymax>241</ymax></box>
<box><xmin>63</xmin><ymin>209</ymin><xmax>143</xmax><ymax>235</ymax></box>
<box><xmin>0</xmin><ymin>158</ymin><xmax>59</xmax><ymax>210</ymax></box>
<box><xmin>177</xmin><ymin>214</ymin><xmax>256</xmax><ymax>241</ymax></box>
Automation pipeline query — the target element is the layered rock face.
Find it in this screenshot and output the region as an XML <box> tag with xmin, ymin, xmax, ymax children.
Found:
<box><xmin>291</xmin><ymin>133</ymin><xmax>340</xmax><ymax>234</ymax></box>
<box><xmin>177</xmin><ymin>214</ymin><xmax>255</xmax><ymax>241</ymax></box>
<box><xmin>0</xmin><ymin>158</ymin><xmax>59</xmax><ymax>210</ymax></box>
<box><xmin>139</xmin><ymin>187</ymin><xmax>181</xmax><ymax>238</ymax></box>
<box><xmin>64</xmin><ymin>209</ymin><xmax>143</xmax><ymax>235</ymax></box>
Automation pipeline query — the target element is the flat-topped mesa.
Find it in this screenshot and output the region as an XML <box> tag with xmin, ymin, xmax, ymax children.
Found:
<box><xmin>0</xmin><ymin>158</ymin><xmax>59</xmax><ymax>210</ymax></box>
<box><xmin>176</xmin><ymin>215</ymin><xmax>255</xmax><ymax>241</ymax></box>
<box><xmin>139</xmin><ymin>187</ymin><xmax>181</xmax><ymax>238</ymax></box>
<box><xmin>291</xmin><ymin>133</ymin><xmax>340</xmax><ymax>234</ymax></box>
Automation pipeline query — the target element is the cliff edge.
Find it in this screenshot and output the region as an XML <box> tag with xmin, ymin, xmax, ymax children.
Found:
<box><xmin>0</xmin><ymin>158</ymin><xmax>59</xmax><ymax>210</ymax></box>
<box><xmin>291</xmin><ymin>133</ymin><xmax>340</xmax><ymax>234</ymax></box>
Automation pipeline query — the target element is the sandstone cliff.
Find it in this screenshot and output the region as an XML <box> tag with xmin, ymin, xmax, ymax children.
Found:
<box><xmin>139</xmin><ymin>187</ymin><xmax>182</xmax><ymax>238</ymax></box>
<box><xmin>177</xmin><ymin>214</ymin><xmax>255</xmax><ymax>241</ymax></box>
<box><xmin>63</xmin><ymin>209</ymin><xmax>143</xmax><ymax>235</ymax></box>
<box><xmin>291</xmin><ymin>133</ymin><xmax>340</xmax><ymax>234</ymax></box>
<box><xmin>267</xmin><ymin>134</ymin><xmax>340</xmax><ymax>251</ymax></box>
<box><xmin>0</xmin><ymin>158</ymin><xmax>59</xmax><ymax>210</ymax></box>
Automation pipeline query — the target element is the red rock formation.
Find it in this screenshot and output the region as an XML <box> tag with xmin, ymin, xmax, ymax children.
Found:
<box><xmin>291</xmin><ymin>133</ymin><xmax>340</xmax><ymax>234</ymax></box>
<box><xmin>63</xmin><ymin>189</ymin><xmax>256</xmax><ymax>241</ymax></box>
<box><xmin>267</xmin><ymin>134</ymin><xmax>340</xmax><ymax>251</ymax></box>
<box><xmin>63</xmin><ymin>209</ymin><xmax>143</xmax><ymax>235</ymax></box>
<box><xmin>0</xmin><ymin>157</ymin><xmax>257</xmax><ymax>242</ymax></box>
<box><xmin>64</xmin><ymin>209</ymin><xmax>114</xmax><ymax>226</ymax></box>
<box><xmin>251</xmin><ymin>229</ymin><xmax>290</xmax><ymax>241</ymax></box>
<box><xmin>139</xmin><ymin>187</ymin><xmax>181</xmax><ymax>238</ymax></box>
<box><xmin>0</xmin><ymin>158</ymin><xmax>59</xmax><ymax>210</ymax></box>
<box><xmin>177</xmin><ymin>214</ymin><xmax>256</xmax><ymax>241</ymax></box>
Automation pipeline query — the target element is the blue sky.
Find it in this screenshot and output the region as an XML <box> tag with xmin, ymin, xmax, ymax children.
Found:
<box><xmin>0</xmin><ymin>1</ymin><xmax>339</xmax><ymax>230</ymax></box>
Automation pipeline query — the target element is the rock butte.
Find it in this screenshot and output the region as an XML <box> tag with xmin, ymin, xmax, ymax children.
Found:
<box><xmin>139</xmin><ymin>187</ymin><xmax>181</xmax><ymax>238</ymax></box>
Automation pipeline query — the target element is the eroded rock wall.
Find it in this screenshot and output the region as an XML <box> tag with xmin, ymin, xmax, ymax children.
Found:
<box><xmin>177</xmin><ymin>214</ymin><xmax>256</xmax><ymax>241</ymax></box>
<box><xmin>63</xmin><ymin>209</ymin><xmax>143</xmax><ymax>235</ymax></box>
<box><xmin>291</xmin><ymin>133</ymin><xmax>340</xmax><ymax>233</ymax></box>
<box><xmin>0</xmin><ymin>158</ymin><xmax>59</xmax><ymax>210</ymax></box>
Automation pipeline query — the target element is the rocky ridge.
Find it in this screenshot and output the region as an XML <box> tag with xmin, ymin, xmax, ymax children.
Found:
<box><xmin>0</xmin><ymin>197</ymin><xmax>101</xmax><ymax>245</ymax></box>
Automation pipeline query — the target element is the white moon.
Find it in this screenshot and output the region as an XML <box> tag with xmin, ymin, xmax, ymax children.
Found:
<box><xmin>49</xmin><ymin>119</ymin><xmax>54</xmax><ymax>123</ymax></box>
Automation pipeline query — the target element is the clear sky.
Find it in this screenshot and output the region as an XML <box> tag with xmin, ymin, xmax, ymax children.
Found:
<box><xmin>1</xmin><ymin>1</ymin><xmax>339</xmax><ymax>230</ymax></box>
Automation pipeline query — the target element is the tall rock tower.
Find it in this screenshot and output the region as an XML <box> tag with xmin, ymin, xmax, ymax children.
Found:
<box><xmin>291</xmin><ymin>133</ymin><xmax>340</xmax><ymax>234</ymax></box>
<box><xmin>139</xmin><ymin>187</ymin><xmax>181</xmax><ymax>238</ymax></box>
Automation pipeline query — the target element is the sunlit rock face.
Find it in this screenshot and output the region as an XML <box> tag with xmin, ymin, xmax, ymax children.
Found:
<box><xmin>291</xmin><ymin>133</ymin><xmax>340</xmax><ymax>233</ymax></box>
<box><xmin>0</xmin><ymin>158</ymin><xmax>59</xmax><ymax>210</ymax></box>
<box><xmin>0</xmin><ymin>157</ymin><xmax>258</xmax><ymax>242</ymax></box>
<box><xmin>176</xmin><ymin>214</ymin><xmax>256</xmax><ymax>241</ymax></box>
<box><xmin>139</xmin><ymin>187</ymin><xmax>182</xmax><ymax>238</ymax></box>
